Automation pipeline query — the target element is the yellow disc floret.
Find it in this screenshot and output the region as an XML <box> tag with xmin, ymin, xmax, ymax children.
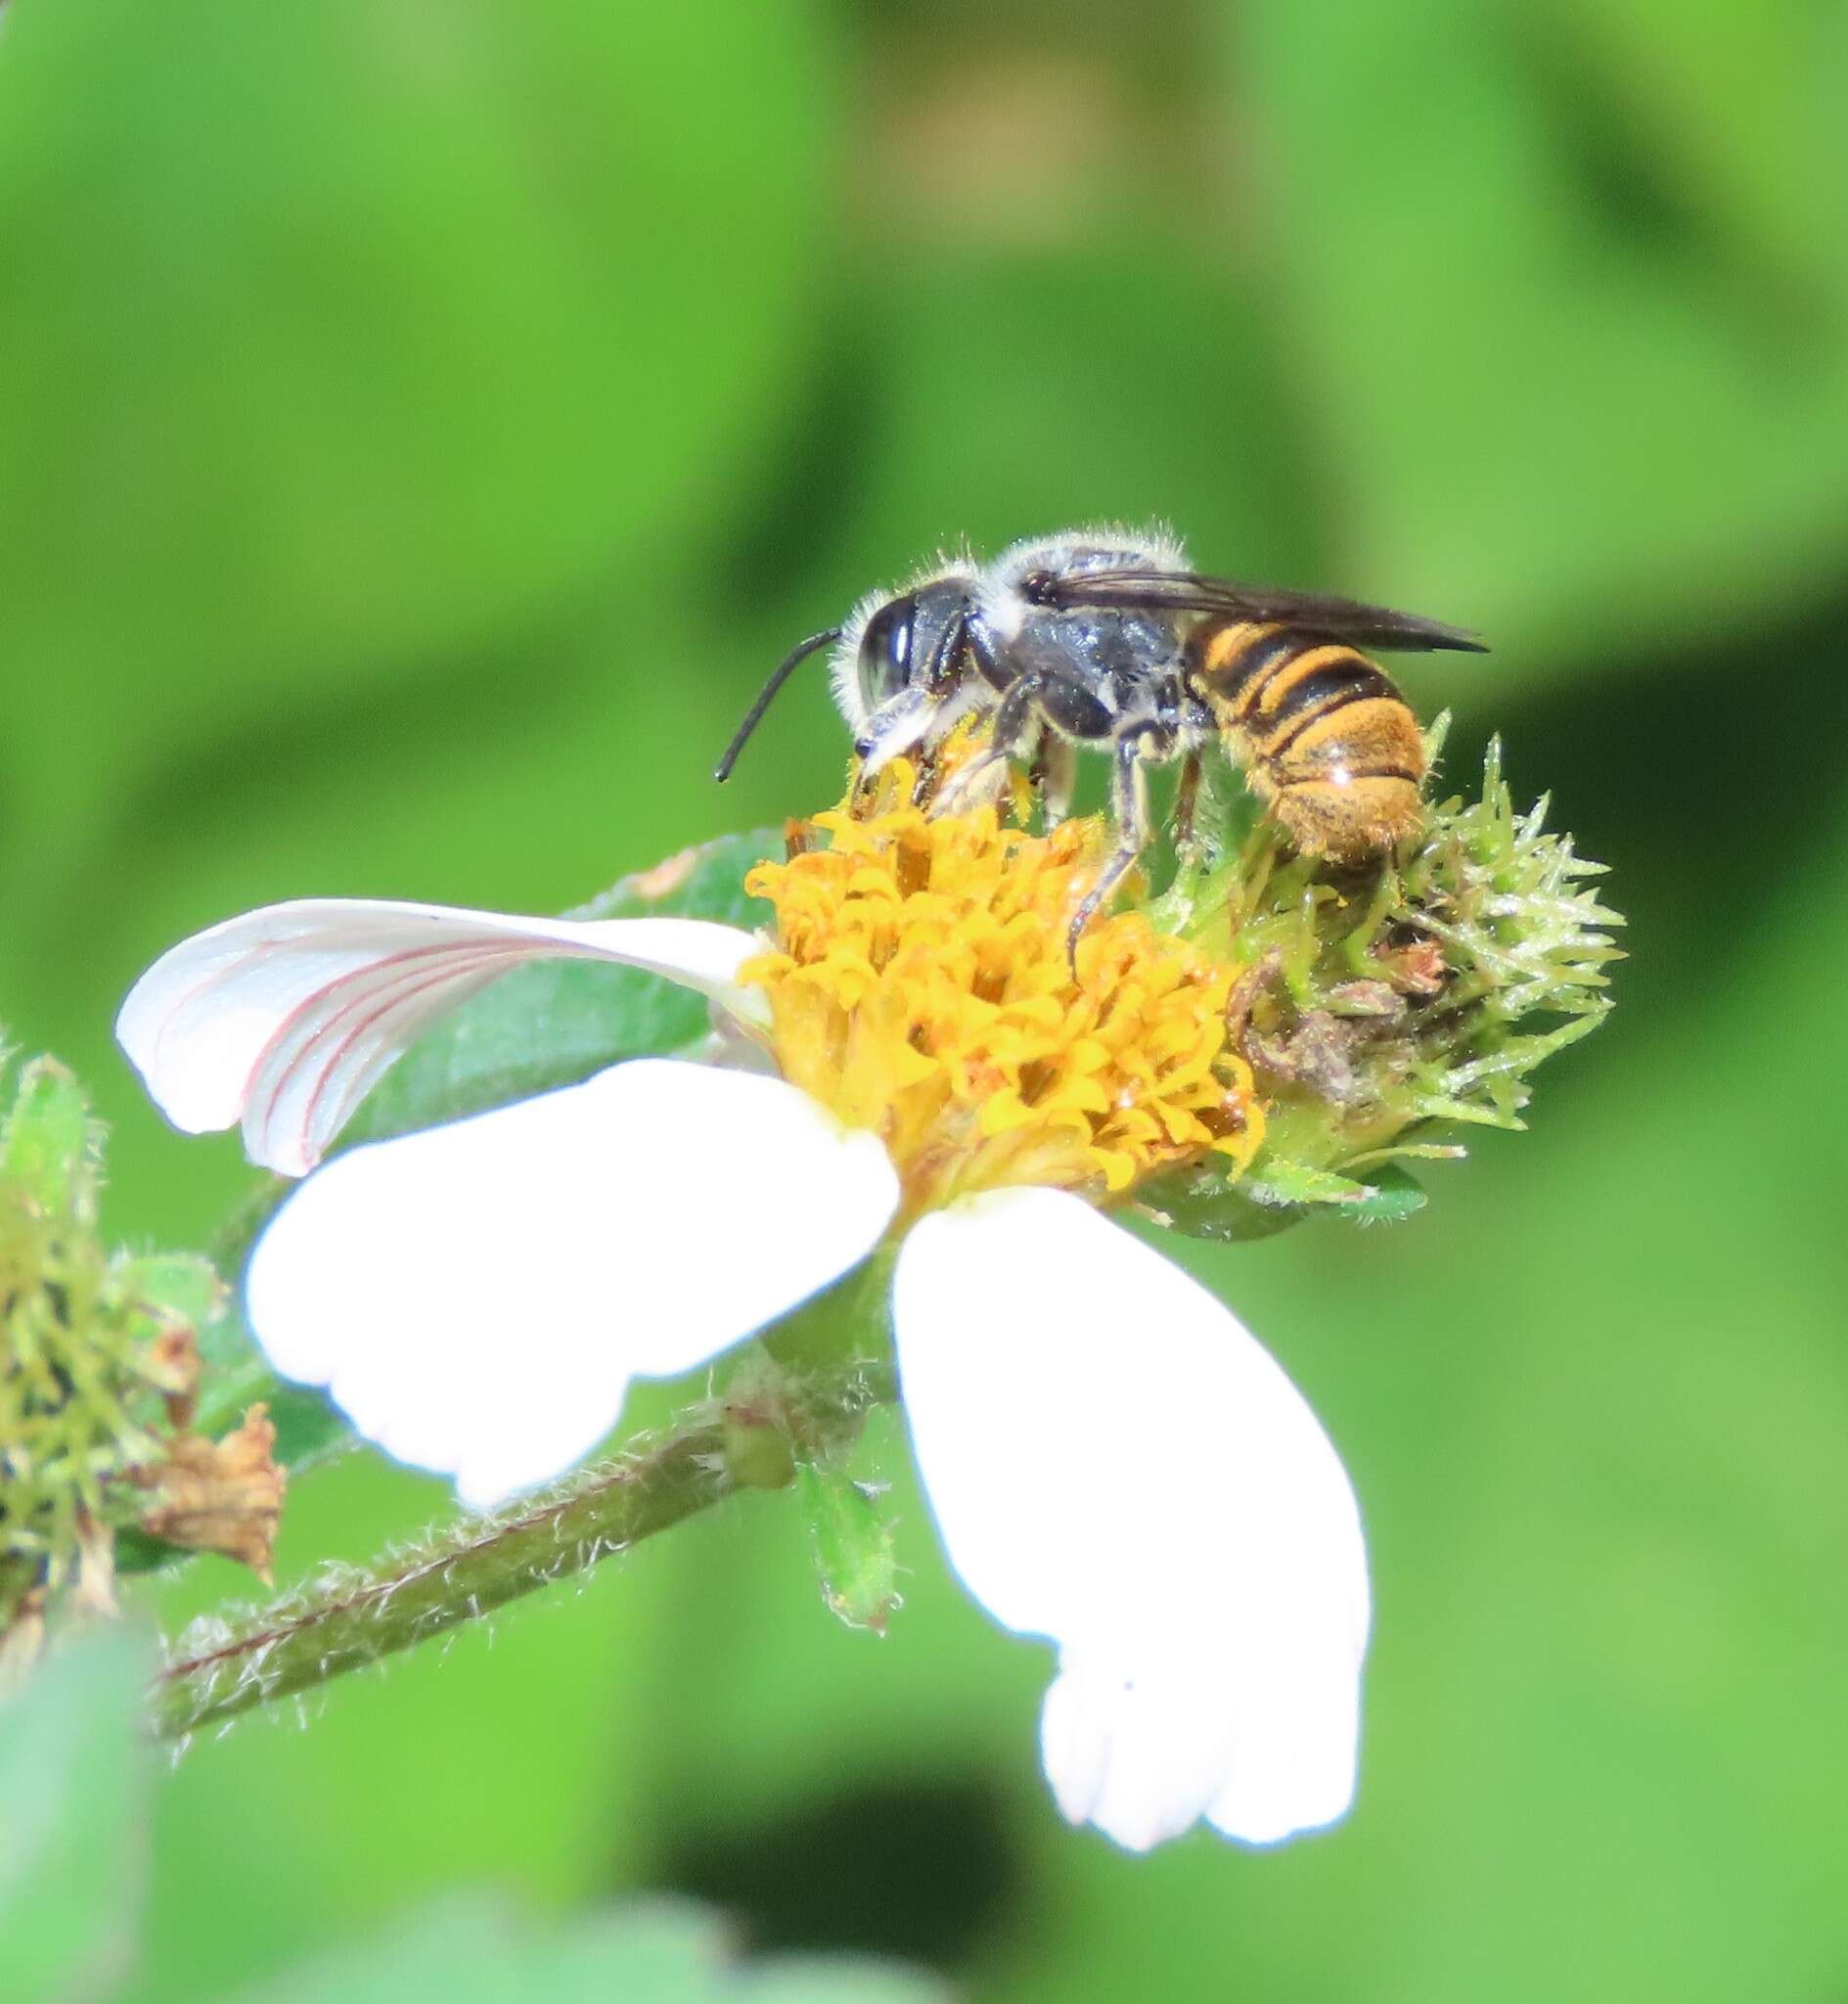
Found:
<box><xmin>743</xmin><ymin>761</ymin><xmax>1263</xmax><ymax>1217</ymax></box>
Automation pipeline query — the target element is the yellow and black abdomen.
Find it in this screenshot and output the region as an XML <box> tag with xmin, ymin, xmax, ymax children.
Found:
<box><xmin>1187</xmin><ymin>621</ymin><xmax>1427</xmax><ymax>860</ymax></box>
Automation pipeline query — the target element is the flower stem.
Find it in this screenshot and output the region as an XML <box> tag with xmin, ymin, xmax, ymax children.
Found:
<box><xmin>154</xmin><ymin>1251</ymin><xmax>896</xmax><ymax>1744</ymax></box>
<box><xmin>153</xmin><ymin>1355</ymin><xmax>884</xmax><ymax>1744</ymax></box>
<box><xmin>152</xmin><ymin>1415</ymin><xmax>728</xmax><ymax>1743</ymax></box>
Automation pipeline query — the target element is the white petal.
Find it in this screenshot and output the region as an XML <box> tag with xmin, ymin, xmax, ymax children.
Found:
<box><xmin>245</xmin><ymin>1059</ymin><xmax>899</xmax><ymax>1504</ymax></box>
<box><xmin>116</xmin><ymin>897</ymin><xmax>769</xmax><ymax>1175</ymax></box>
<box><xmin>893</xmin><ymin>1186</ymin><xmax>1369</xmax><ymax>1850</ymax></box>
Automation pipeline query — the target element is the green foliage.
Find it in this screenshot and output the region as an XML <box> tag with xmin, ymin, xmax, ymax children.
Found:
<box><xmin>1231</xmin><ymin>0</ymin><xmax>1848</xmax><ymax>656</ymax></box>
<box><xmin>0</xmin><ymin>1633</ymin><xmax>937</xmax><ymax>2004</ymax></box>
<box><xmin>0</xmin><ymin>0</ymin><xmax>832</xmax><ymax>847</ymax></box>
<box><xmin>0</xmin><ymin>1629</ymin><xmax>148</xmax><ymax>2004</ymax></box>
<box><xmin>224</xmin><ymin>1903</ymin><xmax>945</xmax><ymax>2004</ymax></box>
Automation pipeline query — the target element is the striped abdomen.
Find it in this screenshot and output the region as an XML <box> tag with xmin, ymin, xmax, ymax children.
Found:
<box><xmin>1186</xmin><ymin>620</ymin><xmax>1427</xmax><ymax>859</ymax></box>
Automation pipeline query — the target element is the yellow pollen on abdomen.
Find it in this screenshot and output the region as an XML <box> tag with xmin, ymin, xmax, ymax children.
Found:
<box><xmin>742</xmin><ymin>760</ymin><xmax>1265</xmax><ymax>1216</ymax></box>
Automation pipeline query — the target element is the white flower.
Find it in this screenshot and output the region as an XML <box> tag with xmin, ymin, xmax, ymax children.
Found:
<box><xmin>118</xmin><ymin>823</ymin><xmax>1370</xmax><ymax>1852</ymax></box>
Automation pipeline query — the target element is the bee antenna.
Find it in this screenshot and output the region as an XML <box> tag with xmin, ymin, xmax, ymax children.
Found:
<box><xmin>713</xmin><ymin>626</ymin><xmax>843</xmax><ymax>783</ymax></box>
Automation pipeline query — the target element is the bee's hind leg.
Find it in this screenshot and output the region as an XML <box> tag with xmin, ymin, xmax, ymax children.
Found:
<box><xmin>1066</xmin><ymin>728</ymin><xmax>1156</xmax><ymax>971</ymax></box>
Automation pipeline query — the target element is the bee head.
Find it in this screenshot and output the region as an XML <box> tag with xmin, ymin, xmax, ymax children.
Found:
<box><xmin>834</xmin><ymin>568</ymin><xmax>981</xmax><ymax>734</ymax></box>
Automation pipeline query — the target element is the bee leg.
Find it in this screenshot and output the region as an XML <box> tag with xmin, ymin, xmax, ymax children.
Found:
<box><xmin>934</xmin><ymin>670</ymin><xmax>1049</xmax><ymax>814</ymax></box>
<box><xmin>854</xmin><ymin>685</ymin><xmax>938</xmax><ymax>780</ymax></box>
<box><xmin>1066</xmin><ymin>728</ymin><xmax>1155</xmax><ymax>971</ymax></box>
<box><xmin>1024</xmin><ymin>726</ymin><xmax>1049</xmax><ymax>798</ymax></box>
<box><xmin>909</xmin><ymin>738</ymin><xmax>941</xmax><ymax>806</ymax></box>
<box><xmin>931</xmin><ymin>747</ymin><xmax>1003</xmax><ymax>815</ymax></box>
<box><xmin>1034</xmin><ymin>734</ymin><xmax>1077</xmax><ymax>831</ymax></box>
<box><xmin>1171</xmin><ymin>748</ymin><xmax>1205</xmax><ymax>859</ymax></box>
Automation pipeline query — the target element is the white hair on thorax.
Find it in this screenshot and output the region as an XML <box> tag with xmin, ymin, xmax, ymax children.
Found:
<box><xmin>978</xmin><ymin>522</ymin><xmax>1190</xmax><ymax>643</ymax></box>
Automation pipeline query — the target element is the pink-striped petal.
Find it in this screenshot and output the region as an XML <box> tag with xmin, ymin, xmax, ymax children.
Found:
<box><xmin>116</xmin><ymin>899</ymin><xmax>767</xmax><ymax>1175</ymax></box>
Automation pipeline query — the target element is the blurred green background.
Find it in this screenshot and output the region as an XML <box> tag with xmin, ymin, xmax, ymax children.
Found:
<box><xmin>4</xmin><ymin>0</ymin><xmax>1847</xmax><ymax>1996</ymax></box>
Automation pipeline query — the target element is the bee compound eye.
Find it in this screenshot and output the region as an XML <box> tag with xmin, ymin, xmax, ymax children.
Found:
<box><xmin>858</xmin><ymin>594</ymin><xmax>917</xmax><ymax>706</ymax></box>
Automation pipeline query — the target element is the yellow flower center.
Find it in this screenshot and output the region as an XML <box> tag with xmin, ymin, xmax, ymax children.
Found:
<box><xmin>742</xmin><ymin>760</ymin><xmax>1263</xmax><ymax>1216</ymax></box>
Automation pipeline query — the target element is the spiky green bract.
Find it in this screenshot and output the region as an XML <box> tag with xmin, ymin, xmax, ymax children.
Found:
<box><xmin>1397</xmin><ymin>738</ymin><xmax>1622</xmax><ymax>1126</ymax></box>
<box><xmin>0</xmin><ymin>1056</ymin><xmax>227</xmax><ymax>1649</ymax></box>
<box><xmin>1141</xmin><ymin>733</ymin><xmax>1623</xmax><ymax>1236</ymax></box>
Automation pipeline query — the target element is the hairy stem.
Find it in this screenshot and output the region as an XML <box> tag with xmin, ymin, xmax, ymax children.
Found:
<box><xmin>153</xmin><ymin>1418</ymin><xmax>725</xmax><ymax>1742</ymax></box>
<box><xmin>154</xmin><ymin>1346</ymin><xmax>886</xmax><ymax>1744</ymax></box>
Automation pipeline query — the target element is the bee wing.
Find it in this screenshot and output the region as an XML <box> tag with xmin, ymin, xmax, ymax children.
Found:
<box><xmin>1044</xmin><ymin>570</ymin><xmax>1487</xmax><ymax>654</ymax></box>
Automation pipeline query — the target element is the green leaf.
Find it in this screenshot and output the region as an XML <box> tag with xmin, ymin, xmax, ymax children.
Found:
<box><xmin>1133</xmin><ymin>1161</ymin><xmax>1304</xmax><ymax>1245</ymax></box>
<box><xmin>1247</xmin><ymin>1158</ymin><xmax>1429</xmax><ymax>1223</ymax></box>
<box><xmin>1324</xmin><ymin>1161</ymin><xmax>1430</xmax><ymax>1223</ymax></box>
<box><xmin>0</xmin><ymin>1629</ymin><xmax>150</xmax><ymax>2004</ymax></box>
<box><xmin>175</xmin><ymin>831</ymin><xmax>778</xmax><ymax>1480</ymax></box>
<box><xmin>1139</xmin><ymin>1158</ymin><xmax>1428</xmax><ymax>1243</ymax></box>
<box><xmin>797</xmin><ymin>1464</ymin><xmax>903</xmax><ymax>1635</ymax></box>
<box><xmin>221</xmin><ymin>1899</ymin><xmax>946</xmax><ymax>2004</ymax></box>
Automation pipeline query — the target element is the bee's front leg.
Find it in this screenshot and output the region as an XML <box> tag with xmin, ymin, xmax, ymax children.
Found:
<box><xmin>1066</xmin><ymin>727</ymin><xmax>1157</xmax><ymax>970</ymax></box>
<box><xmin>932</xmin><ymin>670</ymin><xmax>1049</xmax><ymax>815</ymax></box>
<box><xmin>851</xmin><ymin>685</ymin><xmax>941</xmax><ymax>803</ymax></box>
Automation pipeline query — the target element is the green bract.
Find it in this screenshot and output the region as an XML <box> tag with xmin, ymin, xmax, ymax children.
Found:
<box><xmin>0</xmin><ymin>1058</ymin><xmax>226</xmax><ymax>1644</ymax></box>
<box><xmin>1140</xmin><ymin>732</ymin><xmax>1622</xmax><ymax>1238</ymax></box>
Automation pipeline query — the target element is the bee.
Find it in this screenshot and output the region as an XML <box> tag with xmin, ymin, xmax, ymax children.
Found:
<box><xmin>716</xmin><ymin>525</ymin><xmax>1483</xmax><ymax>952</ymax></box>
